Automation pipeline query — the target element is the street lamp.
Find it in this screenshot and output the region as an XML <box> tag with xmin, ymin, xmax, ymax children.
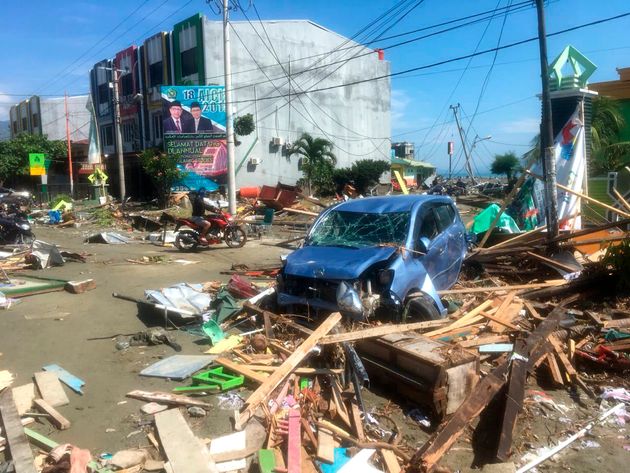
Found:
<box><xmin>470</xmin><ymin>135</ymin><xmax>492</xmax><ymax>181</ymax></box>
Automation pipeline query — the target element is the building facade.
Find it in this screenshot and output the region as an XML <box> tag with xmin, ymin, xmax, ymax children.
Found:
<box><xmin>9</xmin><ymin>95</ymin><xmax>91</xmax><ymax>142</ymax></box>
<box><xmin>88</xmin><ymin>13</ymin><xmax>391</xmax><ymax>195</ymax></box>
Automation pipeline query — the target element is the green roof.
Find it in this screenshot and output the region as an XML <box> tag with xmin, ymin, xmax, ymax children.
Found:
<box><xmin>391</xmin><ymin>157</ymin><xmax>435</xmax><ymax>169</ymax></box>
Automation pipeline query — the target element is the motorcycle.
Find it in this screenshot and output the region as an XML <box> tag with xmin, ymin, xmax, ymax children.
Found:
<box><xmin>174</xmin><ymin>207</ymin><xmax>247</xmax><ymax>251</ymax></box>
<box><xmin>0</xmin><ymin>204</ymin><xmax>35</xmax><ymax>245</ymax></box>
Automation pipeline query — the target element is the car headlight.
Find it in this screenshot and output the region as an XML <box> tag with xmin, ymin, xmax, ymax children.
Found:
<box><xmin>336</xmin><ymin>281</ymin><xmax>363</xmax><ymax>314</ymax></box>
<box><xmin>18</xmin><ymin>223</ymin><xmax>30</xmax><ymax>231</ymax></box>
<box><xmin>377</xmin><ymin>269</ymin><xmax>394</xmax><ymax>286</ymax></box>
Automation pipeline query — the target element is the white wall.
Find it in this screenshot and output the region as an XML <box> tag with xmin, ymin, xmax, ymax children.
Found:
<box><xmin>203</xmin><ymin>19</ymin><xmax>391</xmax><ymax>187</ymax></box>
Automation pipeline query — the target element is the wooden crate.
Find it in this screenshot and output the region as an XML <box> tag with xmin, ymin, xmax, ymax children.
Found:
<box><xmin>356</xmin><ymin>333</ymin><xmax>479</xmax><ymax>419</ymax></box>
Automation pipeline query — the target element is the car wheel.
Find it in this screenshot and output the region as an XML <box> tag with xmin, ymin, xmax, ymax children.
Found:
<box><xmin>402</xmin><ymin>294</ymin><xmax>441</xmax><ymax>322</ymax></box>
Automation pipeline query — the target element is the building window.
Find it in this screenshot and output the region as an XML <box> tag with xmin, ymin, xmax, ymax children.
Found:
<box><xmin>122</xmin><ymin>122</ymin><xmax>134</xmax><ymax>143</ymax></box>
<box><xmin>149</xmin><ymin>61</ymin><xmax>163</xmax><ymax>87</ymax></box>
<box><xmin>152</xmin><ymin>113</ymin><xmax>163</xmax><ymax>141</ymax></box>
<box><xmin>120</xmin><ymin>73</ymin><xmax>133</xmax><ymax>97</ymax></box>
<box><xmin>181</xmin><ymin>48</ymin><xmax>197</xmax><ymax>78</ymax></box>
<box><xmin>98</xmin><ymin>83</ymin><xmax>109</xmax><ymax>104</ymax></box>
<box><xmin>21</xmin><ymin>117</ymin><xmax>27</xmax><ymax>130</ymax></box>
<box><xmin>102</xmin><ymin>125</ymin><xmax>114</xmax><ymax>147</ymax></box>
<box><xmin>32</xmin><ymin>113</ymin><xmax>39</xmax><ymax>128</ymax></box>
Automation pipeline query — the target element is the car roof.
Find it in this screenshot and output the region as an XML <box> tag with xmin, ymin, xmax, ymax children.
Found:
<box><xmin>332</xmin><ymin>195</ymin><xmax>453</xmax><ymax>214</ymax></box>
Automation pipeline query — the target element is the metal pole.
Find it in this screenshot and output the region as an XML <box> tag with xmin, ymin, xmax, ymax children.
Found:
<box><xmin>64</xmin><ymin>92</ymin><xmax>74</xmax><ymax>197</ymax></box>
<box><xmin>451</xmin><ymin>104</ymin><xmax>476</xmax><ymax>185</ymax></box>
<box><xmin>113</xmin><ymin>69</ymin><xmax>126</xmax><ymax>201</ymax></box>
<box><xmin>535</xmin><ymin>0</ymin><xmax>559</xmax><ymax>239</ymax></box>
<box><xmin>223</xmin><ymin>0</ymin><xmax>237</xmax><ymax>214</ymax></box>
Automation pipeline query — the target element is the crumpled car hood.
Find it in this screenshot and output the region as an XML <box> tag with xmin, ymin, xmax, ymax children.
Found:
<box><xmin>283</xmin><ymin>245</ymin><xmax>397</xmax><ymax>280</ymax></box>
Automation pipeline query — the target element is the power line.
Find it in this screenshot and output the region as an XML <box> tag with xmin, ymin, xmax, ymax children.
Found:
<box><xmin>34</xmin><ymin>0</ymin><xmax>154</xmax><ymax>95</ymax></box>
<box><xmin>229</xmin><ymin>11</ymin><xmax>630</xmax><ymax>105</ymax></box>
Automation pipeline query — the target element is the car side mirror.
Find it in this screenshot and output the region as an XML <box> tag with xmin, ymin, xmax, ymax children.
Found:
<box><xmin>416</xmin><ymin>237</ymin><xmax>431</xmax><ymax>255</ymax></box>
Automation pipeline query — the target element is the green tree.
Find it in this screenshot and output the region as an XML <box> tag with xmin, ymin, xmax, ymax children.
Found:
<box><xmin>333</xmin><ymin>159</ymin><xmax>390</xmax><ymax>194</ymax></box>
<box><xmin>140</xmin><ymin>148</ymin><xmax>184</xmax><ymax>208</ymax></box>
<box><xmin>0</xmin><ymin>133</ymin><xmax>66</xmax><ymax>184</ymax></box>
<box><xmin>591</xmin><ymin>96</ymin><xmax>630</xmax><ymax>173</ymax></box>
<box><xmin>289</xmin><ymin>133</ymin><xmax>337</xmax><ymax>195</ymax></box>
<box><xmin>234</xmin><ymin>113</ymin><xmax>255</xmax><ymax>136</ymax></box>
<box><xmin>491</xmin><ymin>152</ymin><xmax>521</xmax><ymax>181</ymax></box>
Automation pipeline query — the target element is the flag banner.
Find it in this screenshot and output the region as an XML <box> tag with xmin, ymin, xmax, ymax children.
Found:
<box><xmin>509</xmin><ymin>106</ymin><xmax>585</xmax><ymax>231</ymax></box>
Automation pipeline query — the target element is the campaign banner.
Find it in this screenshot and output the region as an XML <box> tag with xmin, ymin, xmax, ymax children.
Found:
<box><xmin>161</xmin><ymin>85</ymin><xmax>227</xmax><ymax>190</ymax></box>
<box><xmin>509</xmin><ymin>106</ymin><xmax>585</xmax><ymax>231</ymax></box>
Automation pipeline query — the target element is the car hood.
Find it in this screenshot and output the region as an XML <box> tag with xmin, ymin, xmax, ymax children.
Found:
<box><xmin>283</xmin><ymin>245</ymin><xmax>398</xmax><ymax>280</ymax></box>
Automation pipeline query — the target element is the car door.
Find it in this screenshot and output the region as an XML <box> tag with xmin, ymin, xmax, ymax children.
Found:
<box><xmin>434</xmin><ymin>203</ymin><xmax>466</xmax><ymax>288</ymax></box>
<box><xmin>416</xmin><ymin>204</ymin><xmax>451</xmax><ymax>289</ymax></box>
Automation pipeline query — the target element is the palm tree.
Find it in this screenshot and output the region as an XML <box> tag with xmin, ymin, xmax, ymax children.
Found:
<box><xmin>289</xmin><ymin>133</ymin><xmax>337</xmax><ymax>194</ymax></box>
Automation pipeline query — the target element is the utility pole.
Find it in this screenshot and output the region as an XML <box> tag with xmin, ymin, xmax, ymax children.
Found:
<box><xmin>222</xmin><ymin>0</ymin><xmax>237</xmax><ymax>214</ymax></box>
<box><xmin>535</xmin><ymin>0</ymin><xmax>559</xmax><ymax>240</ymax></box>
<box><xmin>450</xmin><ymin>104</ymin><xmax>476</xmax><ymax>185</ymax></box>
<box><xmin>112</xmin><ymin>69</ymin><xmax>126</xmax><ymax>202</ymax></box>
<box><xmin>64</xmin><ymin>92</ymin><xmax>74</xmax><ymax>197</ymax></box>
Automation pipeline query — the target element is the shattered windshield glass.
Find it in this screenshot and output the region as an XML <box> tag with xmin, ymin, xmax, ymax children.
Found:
<box><xmin>307</xmin><ymin>210</ymin><xmax>410</xmax><ymax>249</ymax></box>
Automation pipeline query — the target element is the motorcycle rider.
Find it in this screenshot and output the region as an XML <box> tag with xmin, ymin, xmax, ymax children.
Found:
<box><xmin>190</xmin><ymin>188</ymin><xmax>215</xmax><ymax>245</ymax></box>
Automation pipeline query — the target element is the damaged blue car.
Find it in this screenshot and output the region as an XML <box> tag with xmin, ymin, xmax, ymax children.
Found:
<box><xmin>277</xmin><ymin>195</ymin><xmax>467</xmax><ymax>320</ymax></box>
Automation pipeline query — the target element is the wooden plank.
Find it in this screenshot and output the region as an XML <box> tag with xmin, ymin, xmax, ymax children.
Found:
<box><xmin>319</xmin><ymin>320</ymin><xmax>446</xmax><ymax>345</ymax></box>
<box><xmin>437</xmin><ymin>281</ymin><xmax>565</xmax><ymax>295</ymax></box>
<box><xmin>526</xmin><ymin>251</ymin><xmax>580</xmax><ymax>273</ymax></box>
<box><xmin>215</xmin><ymin>357</ymin><xmax>268</xmax><ymax>384</ymax></box>
<box><xmin>483</xmin><ymin>225</ymin><xmax>548</xmax><ymax>251</ymax></box>
<box><xmin>126</xmin><ymin>390</ymin><xmax>212</xmax><ymax>409</ymax></box>
<box><xmin>546</xmin><ymin>354</ymin><xmax>564</xmax><ymax>386</ymax></box>
<box><xmin>381</xmin><ymin>449</ymin><xmax>402</xmax><ymax>473</ymax></box>
<box><xmin>459</xmin><ymin>335</ymin><xmax>509</xmax><ymax>348</ymax></box>
<box><xmin>11</xmin><ymin>384</ymin><xmax>36</xmax><ymax>416</ymax></box>
<box><xmin>33</xmin><ymin>399</ymin><xmax>70</xmax><ymax>430</ymax></box>
<box><xmin>239</xmin><ymin>312</ymin><xmax>342</xmax><ymax>425</ymax></box>
<box><xmin>0</xmin><ymin>389</ymin><xmax>37</xmax><ymax>473</ymax></box>
<box><xmin>523</xmin><ymin>301</ymin><xmax>545</xmax><ymax>321</ymax></box>
<box><xmin>479</xmin><ymin>311</ymin><xmax>521</xmax><ymax>332</ymax></box>
<box><xmin>317</xmin><ymin>428</ymin><xmax>335</xmax><ymax>464</ymax></box>
<box><xmin>613</xmin><ymin>187</ymin><xmax>630</xmax><ymax>212</ymax></box>
<box><xmin>287</xmin><ymin>410</ymin><xmax>301</xmax><ymax>473</ymax></box>
<box><xmin>496</xmin><ymin>340</ymin><xmax>528</xmax><ymax>461</ymax></box>
<box><xmin>526</xmin><ymin>170</ymin><xmax>630</xmax><ymax>218</ymax></box>
<box><xmin>350</xmin><ymin>401</ymin><xmax>365</xmax><ymax>442</ymax></box>
<box><xmin>42</xmin><ymin>364</ymin><xmax>85</xmax><ymax>394</ymax></box>
<box><xmin>301</xmin><ymin>447</ymin><xmax>319</xmax><ymax>473</ymax></box>
<box><xmin>242</xmin><ymin>365</ymin><xmax>343</xmax><ymax>376</ymax></box>
<box><xmin>33</xmin><ymin>372</ymin><xmax>69</xmax><ymax>407</ymax></box>
<box><xmin>154</xmin><ymin>408</ymin><xmax>213</xmax><ymax>473</ymax></box>
<box><xmin>330</xmin><ymin>380</ymin><xmax>352</xmax><ymax>429</ymax></box>
<box><xmin>413</xmin><ymin>305</ymin><xmax>568</xmax><ymax>472</ymax></box>
<box><xmin>423</xmin><ymin>300</ymin><xmax>494</xmax><ymax>337</ymax></box>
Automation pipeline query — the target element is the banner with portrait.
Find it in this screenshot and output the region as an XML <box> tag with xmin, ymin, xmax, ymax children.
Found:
<box><xmin>161</xmin><ymin>85</ymin><xmax>227</xmax><ymax>191</ymax></box>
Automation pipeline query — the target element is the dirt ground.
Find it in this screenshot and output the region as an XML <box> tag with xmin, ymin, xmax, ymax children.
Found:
<box><xmin>1</xmin><ymin>222</ymin><xmax>629</xmax><ymax>471</ymax></box>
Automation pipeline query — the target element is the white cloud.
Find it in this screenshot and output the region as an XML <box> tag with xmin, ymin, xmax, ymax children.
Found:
<box><xmin>499</xmin><ymin>117</ymin><xmax>540</xmax><ymax>134</ymax></box>
<box><xmin>391</xmin><ymin>89</ymin><xmax>410</xmax><ymax>123</ymax></box>
<box><xmin>0</xmin><ymin>92</ymin><xmax>15</xmax><ymax>121</ymax></box>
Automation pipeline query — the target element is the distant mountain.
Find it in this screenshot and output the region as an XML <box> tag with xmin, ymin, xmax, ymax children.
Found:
<box><xmin>0</xmin><ymin>121</ymin><xmax>9</xmax><ymax>141</ymax></box>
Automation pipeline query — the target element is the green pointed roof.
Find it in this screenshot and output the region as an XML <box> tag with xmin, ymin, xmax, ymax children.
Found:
<box><xmin>549</xmin><ymin>45</ymin><xmax>597</xmax><ymax>91</ymax></box>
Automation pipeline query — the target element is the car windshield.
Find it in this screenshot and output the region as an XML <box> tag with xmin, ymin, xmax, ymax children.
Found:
<box><xmin>307</xmin><ymin>210</ymin><xmax>410</xmax><ymax>249</ymax></box>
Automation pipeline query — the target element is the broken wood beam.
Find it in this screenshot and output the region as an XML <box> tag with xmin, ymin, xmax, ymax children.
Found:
<box><xmin>526</xmin><ymin>170</ymin><xmax>630</xmax><ymax>219</ymax></box>
<box><xmin>32</xmin><ymin>399</ymin><xmax>70</xmax><ymax>430</ymax></box>
<box><xmin>215</xmin><ymin>357</ymin><xmax>268</xmax><ymax>384</ymax></box>
<box><xmin>319</xmin><ymin>319</ymin><xmax>445</xmax><ymax>345</ymax></box>
<box><xmin>0</xmin><ymin>389</ymin><xmax>38</xmax><ymax>473</ymax></box>
<box><xmin>239</xmin><ymin>311</ymin><xmax>342</xmax><ymax>425</ymax></box>
<box><xmin>437</xmin><ymin>281</ymin><xmax>565</xmax><ymax>295</ymax></box>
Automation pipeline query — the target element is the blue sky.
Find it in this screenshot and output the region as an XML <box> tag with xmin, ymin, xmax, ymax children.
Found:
<box><xmin>1</xmin><ymin>0</ymin><xmax>629</xmax><ymax>174</ymax></box>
